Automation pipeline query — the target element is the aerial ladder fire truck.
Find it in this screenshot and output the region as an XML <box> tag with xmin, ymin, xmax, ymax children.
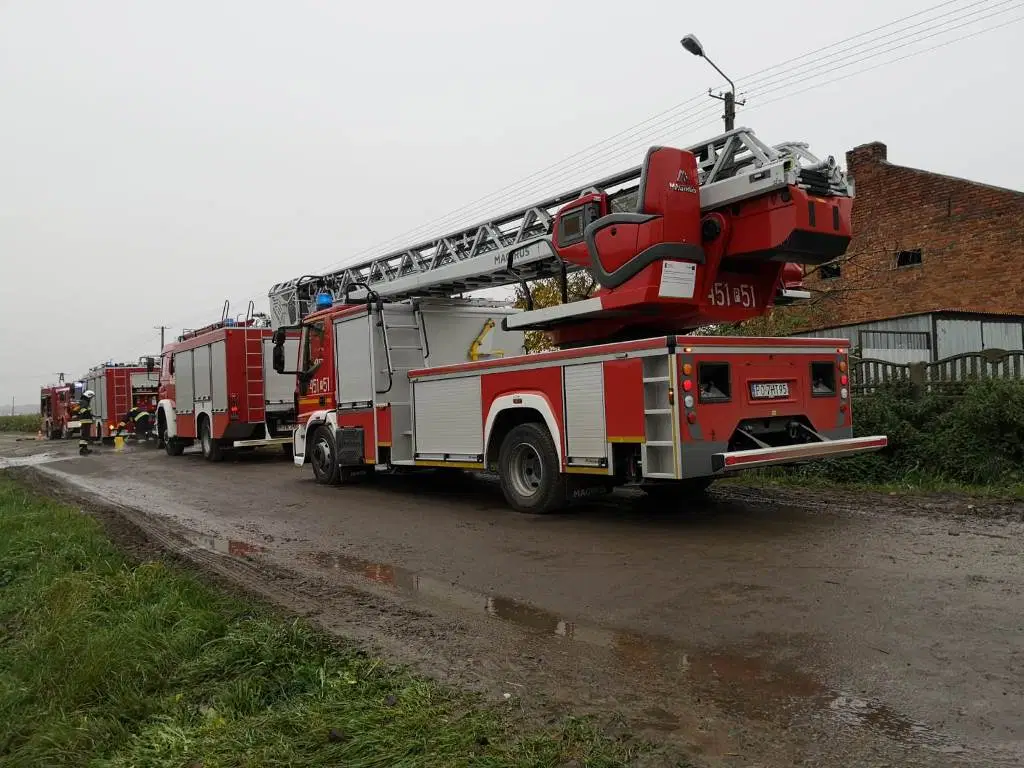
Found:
<box><xmin>267</xmin><ymin>127</ymin><xmax>887</xmax><ymax>513</ymax></box>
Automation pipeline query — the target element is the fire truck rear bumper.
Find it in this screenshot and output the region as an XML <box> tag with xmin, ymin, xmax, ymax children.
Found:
<box><xmin>711</xmin><ymin>435</ymin><xmax>888</xmax><ymax>473</ymax></box>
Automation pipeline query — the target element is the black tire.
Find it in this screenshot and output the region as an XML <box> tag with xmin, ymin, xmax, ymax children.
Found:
<box><xmin>309</xmin><ymin>427</ymin><xmax>341</xmax><ymax>485</ymax></box>
<box><xmin>497</xmin><ymin>422</ymin><xmax>565</xmax><ymax>514</ymax></box>
<box><xmin>164</xmin><ymin>429</ymin><xmax>186</xmax><ymax>456</ymax></box>
<box><xmin>200</xmin><ymin>418</ymin><xmax>224</xmax><ymax>462</ymax></box>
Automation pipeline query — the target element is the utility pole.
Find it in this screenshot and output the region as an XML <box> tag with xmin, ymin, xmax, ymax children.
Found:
<box><xmin>153</xmin><ymin>325</ymin><xmax>169</xmax><ymax>350</ymax></box>
<box><xmin>680</xmin><ymin>34</ymin><xmax>745</xmax><ymax>132</ymax></box>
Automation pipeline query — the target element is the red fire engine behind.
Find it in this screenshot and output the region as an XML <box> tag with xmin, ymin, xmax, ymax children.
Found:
<box><xmin>80</xmin><ymin>363</ymin><xmax>159</xmax><ymax>440</ymax></box>
<box><xmin>156</xmin><ymin>318</ymin><xmax>300</xmax><ymax>461</ymax></box>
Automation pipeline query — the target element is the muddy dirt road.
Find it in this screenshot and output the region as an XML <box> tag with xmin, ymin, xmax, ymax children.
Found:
<box><xmin>3</xmin><ymin>434</ymin><xmax>1022</xmax><ymax>767</ymax></box>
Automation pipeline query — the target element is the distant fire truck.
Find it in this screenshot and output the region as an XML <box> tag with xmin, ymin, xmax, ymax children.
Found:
<box><xmin>266</xmin><ymin>128</ymin><xmax>887</xmax><ymax>513</ymax></box>
<box><xmin>39</xmin><ymin>378</ymin><xmax>75</xmax><ymax>439</ymax></box>
<box><xmin>156</xmin><ymin>302</ymin><xmax>300</xmax><ymax>460</ymax></box>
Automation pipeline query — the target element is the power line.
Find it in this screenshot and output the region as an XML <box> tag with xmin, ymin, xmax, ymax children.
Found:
<box><xmin>744</xmin><ymin>13</ymin><xmax>1024</xmax><ymax>111</ymax></box>
<box><xmin>734</xmin><ymin>0</ymin><xmax>1004</xmax><ymax>94</ymax></box>
<box><xmin>743</xmin><ymin>1</ymin><xmax>1022</xmax><ymax>102</ymax></box>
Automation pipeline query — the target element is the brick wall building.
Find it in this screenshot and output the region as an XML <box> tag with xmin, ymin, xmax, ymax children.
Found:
<box><xmin>797</xmin><ymin>141</ymin><xmax>1024</xmax><ymax>331</ymax></box>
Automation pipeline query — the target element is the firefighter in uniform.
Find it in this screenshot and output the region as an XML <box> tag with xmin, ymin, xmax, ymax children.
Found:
<box><xmin>76</xmin><ymin>389</ymin><xmax>96</xmax><ymax>455</ymax></box>
<box><xmin>124</xmin><ymin>404</ymin><xmax>153</xmax><ymax>440</ymax></box>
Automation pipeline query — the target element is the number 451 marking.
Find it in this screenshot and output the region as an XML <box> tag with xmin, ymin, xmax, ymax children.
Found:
<box><xmin>707</xmin><ymin>283</ymin><xmax>756</xmax><ymax>308</ymax></box>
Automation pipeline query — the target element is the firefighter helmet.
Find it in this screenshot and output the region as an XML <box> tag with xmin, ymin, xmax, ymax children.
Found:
<box><xmin>83</xmin><ymin>389</ymin><xmax>95</xmax><ymax>399</ymax></box>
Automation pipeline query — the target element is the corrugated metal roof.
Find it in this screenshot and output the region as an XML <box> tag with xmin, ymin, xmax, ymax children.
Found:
<box><xmin>797</xmin><ymin>308</ymin><xmax>1024</xmax><ymax>333</ymax></box>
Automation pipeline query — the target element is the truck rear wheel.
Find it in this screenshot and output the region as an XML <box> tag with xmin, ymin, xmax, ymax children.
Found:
<box><xmin>498</xmin><ymin>422</ymin><xmax>565</xmax><ymax>514</ymax></box>
<box><xmin>200</xmin><ymin>419</ymin><xmax>224</xmax><ymax>462</ymax></box>
<box><xmin>310</xmin><ymin>427</ymin><xmax>341</xmax><ymax>485</ymax></box>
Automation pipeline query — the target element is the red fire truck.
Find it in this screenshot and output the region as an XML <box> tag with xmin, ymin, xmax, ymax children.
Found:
<box><xmin>156</xmin><ymin>303</ymin><xmax>300</xmax><ymax>460</ymax></box>
<box><xmin>39</xmin><ymin>379</ymin><xmax>75</xmax><ymax>439</ymax></box>
<box><xmin>267</xmin><ymin>127</ymin><xmax>887</xmax><ymax>513</ymax></box>
<box><xmin>78</xmin><ymin>360</ymin><xmax>160</xmax><ymax>442</ymax></box>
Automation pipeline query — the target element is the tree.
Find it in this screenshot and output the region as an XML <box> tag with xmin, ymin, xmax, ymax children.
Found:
<box><xmin>694</xmin><ymin>302</ymin><xmax>829</xmax><ymax>338</ymax></box>
<box><xmin>513</xmin><ymin>272</ymin><xmax>595</xmax><ymax>352</ymax></box>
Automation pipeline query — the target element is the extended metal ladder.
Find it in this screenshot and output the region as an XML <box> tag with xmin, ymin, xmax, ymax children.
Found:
<box><xmin>268</xmin><ymin>126</ymin><xmax>849</xmax><ymax>324</ymax></box>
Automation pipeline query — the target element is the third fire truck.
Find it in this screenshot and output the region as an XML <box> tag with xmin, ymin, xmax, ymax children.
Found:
<box><xmin>78</xmin><ymin>359</ymin><xmax>160</xmax><ymax>441</ymax></box>
<box><xmin>156</xmin><ymin>302</ymin><xmax>300</xmax><ymax>460</ymax></box>
<box><xmin>267</xmin><ymin>127</ymin><xmax>888</xmax><ymax>513</ymax></box>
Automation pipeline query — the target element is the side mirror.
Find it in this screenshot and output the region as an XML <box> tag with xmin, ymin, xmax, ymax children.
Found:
<box><xmin>272</xmin><ymin>328</ymin><xmax>286</xmax><ymax>346</ymax></box>
<box><xmin>145</xmin><ymin>356</ymin><xmax>155</xmax><ymax>373</ymax></box>
<box><xmin>272</xmin><ymin>343</ymin><xmax>285</xmax><ymax>374</ymax></box>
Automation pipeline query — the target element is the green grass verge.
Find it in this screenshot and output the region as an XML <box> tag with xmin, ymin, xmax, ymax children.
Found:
<box><xmin>0</xmin><ymin>415</ymin><xmax>39</xmax><ymax>433</ymax></box>
<box><xmin>0</xmin><ymin>476</ymin><xmax>650</xmax><ymax>767</ymax></box>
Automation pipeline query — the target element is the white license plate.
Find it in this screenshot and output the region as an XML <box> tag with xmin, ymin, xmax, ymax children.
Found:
<box><xmin>750</xmin><ymin>382</ymin><xmax>790</xmax><ymax>399</ymax></box>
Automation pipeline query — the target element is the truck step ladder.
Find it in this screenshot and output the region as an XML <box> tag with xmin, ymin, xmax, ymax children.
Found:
<box><xmin>244</xmin><ymin>326</ymin><xmax>266</xmax><ymax>423</ymax></box>
<box><xmin>113</xmin><ymin>369</ymin><xmax>129</xmax><ymax>429</ymax></box>
<box><xmin>375</xmin><ymin>305</ymin><xmax>424</xmax><ymax>462</ymax></box>
<box><xmin>641</xmin><ymin>356</ymin><xmax>677</xmax><ymax>479</ymax></box>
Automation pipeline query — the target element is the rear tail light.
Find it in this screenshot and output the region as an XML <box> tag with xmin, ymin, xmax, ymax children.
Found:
<box><xmin>230</xmin><ymin>393</ymin><xmax>239</xmax><ymax>416</ymax></box>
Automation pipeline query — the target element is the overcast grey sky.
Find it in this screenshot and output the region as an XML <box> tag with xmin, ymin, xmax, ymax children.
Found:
<box><xmin>2</xmin><ymin>0</ymin><xmax>1021</xmax><ymax>407</ymax></box>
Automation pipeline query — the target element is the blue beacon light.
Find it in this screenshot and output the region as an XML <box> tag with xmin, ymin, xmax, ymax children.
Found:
<box><xmin>315</xmin><ymin>292</ymin><xmax>334</xmax><ymax>310</ymax></box>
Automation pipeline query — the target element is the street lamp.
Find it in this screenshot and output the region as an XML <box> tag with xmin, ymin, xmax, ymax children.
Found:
<box><xmin>680</xmin><ymin>34</ymin><xmax>742</xmax><ymax>132</ymax></box>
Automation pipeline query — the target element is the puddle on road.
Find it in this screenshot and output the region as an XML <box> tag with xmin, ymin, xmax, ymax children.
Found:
<box><xmin>0</xmin><ymin>452</ymin><xmax>66</xmax><ymax>469</ymax></box>
<box><xmin>305</xmin><ymin>549</ymin><xmax>969</xmax><ymax>756</ymax></box>
<box><xmin>169</xmin><ymin>529</ymin><xmax>971</xmax><ymax>757</ymax></box>
<box><xmin>182</xmin><ymin>531</ymin><xmax>267</xmax><ymax>558</ymax></box>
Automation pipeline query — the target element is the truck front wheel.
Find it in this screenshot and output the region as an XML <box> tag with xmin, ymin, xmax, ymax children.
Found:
<box><xmin>498</xmin><ymin>422</ymin><xmax>565</xmax><ymax>514</ymax></box>
<box><xmin>310</xmin><ymin>427</ymin><xmax>341</xmax><ymax>485</ymax></box>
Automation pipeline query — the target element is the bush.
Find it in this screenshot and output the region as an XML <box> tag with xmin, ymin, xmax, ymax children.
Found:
<box><xmin>781</xmin><ymin>378</ymin><xmax>1024</xmax><ymax>487</ymax></box>
<box><xmin>0</xmin><ymin>415</ymin><xmax>41</xmax><ymax>433</ymax></box>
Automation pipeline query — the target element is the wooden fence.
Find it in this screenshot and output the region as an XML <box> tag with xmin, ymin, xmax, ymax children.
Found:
<box><xmin>850</xmin><ymin>349</ymin><xmax>1024</xmax><ymax>396</ymax></box>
